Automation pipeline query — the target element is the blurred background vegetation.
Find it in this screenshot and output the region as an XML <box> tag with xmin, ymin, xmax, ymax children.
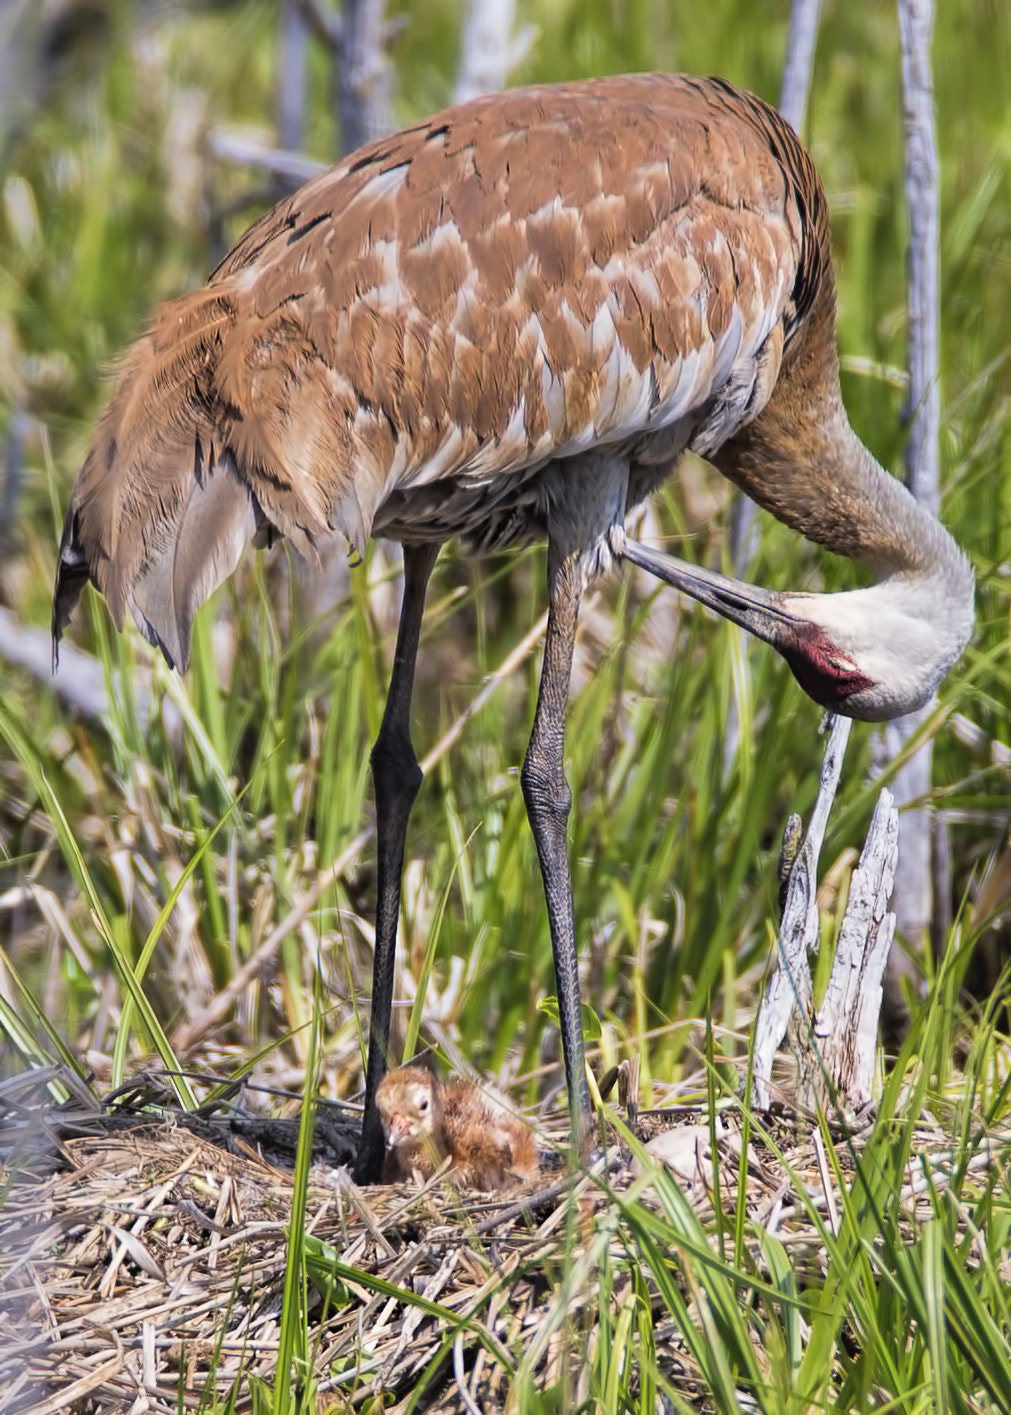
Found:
<box><xmin>0</xmin><ymin>0</ymin><xmax>1008</xmax><ymax>1115</ymax></box>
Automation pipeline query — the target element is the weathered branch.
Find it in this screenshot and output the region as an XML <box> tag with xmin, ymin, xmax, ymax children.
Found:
<box><xmin>753</xmin><ymin>716</ymin><xmax>901</xmax><ymax>1115</ymax></box>
<box><xmin>0</xmin><ymin>607</ymin><xmax>150</xmax><ymax>722</ymax></box>
<box><xmin>899</xmin><ymin>0</ymin><xmax>941</xmax><ymax>513</ymax></box>
<box><xmin>801</xmin><ymin>790</ymin><xmax>898</xmax><ymax>1112</ymax></box>
<box><xmin>725</xmin><ymin>0</ymin><xmax>823</xmax><ymax>777</ymax></box>
<box><xmin>751</xmin><ymin>715</ymin><xmax>851</xmax><ymax>1108</ymax></box>
<box><xmin>883</xmin><ymin>0</ymin><xmax>942</xmax><ymax>1028</ymax></box>
<box><xmin>277</xmin><ymin>0</ymin><xmax>309</xmax><ymax>156</ymax></box>
<box><xmin>207</xmin><ymin>131</ymin><xmax>325</xmax><ymax>187</ymax></box>
<box><xmin>294</xmin><ymin>0</ymin><xmax>343</xmax><ymax>53</ymax></box>
<box><xmin>778</xmin><ymin>0</ymin><xmax>823</xmax><ymax>132</ymax></box>
<box><xmin>454</xmin><ymin>0</ymin><xmax>536</xmax><ymax>106</ymax></box>
<box><xmin>337</xmin><ymin>0</ymin><xmax>390</xmax><ymax>156</ymax></box>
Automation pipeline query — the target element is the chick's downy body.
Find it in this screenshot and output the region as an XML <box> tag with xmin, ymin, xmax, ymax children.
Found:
<box><xmin>375</xmin><ymin>1065</ymin><xmax>539</xmax><ymax>1190</ymax></box>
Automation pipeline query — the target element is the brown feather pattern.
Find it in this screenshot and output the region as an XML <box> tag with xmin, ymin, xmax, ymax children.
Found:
<box><xmin>53</xmin><ymin>73</ymin><xmax>836</xmax><ymax>668</ymax></box>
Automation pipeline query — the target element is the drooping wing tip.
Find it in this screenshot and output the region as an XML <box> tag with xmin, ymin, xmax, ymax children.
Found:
<box><xmin>51</xmin><ymin>510</ymin><xmax>88</xmax><ymax>673</ymax></box>
<box><xmin>50</xmin><ymin>497</ymin><xmax>185</xmax><ymax>676</ymax></box>
<box><xmin>51</xmin><ymin>549</ymin><xmax>187</xmax><ymax>676</ymax></box>
<box><xmin>126</xmin><ymin>591</ymin><xmax>184</xmax><ymax>673</ymax></box>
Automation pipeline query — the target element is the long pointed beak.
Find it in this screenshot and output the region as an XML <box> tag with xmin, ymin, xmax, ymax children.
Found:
<box><xmin>617</xmin><ymin>535</ymin><xmax>803</xmax><ymax>650</ymax></box>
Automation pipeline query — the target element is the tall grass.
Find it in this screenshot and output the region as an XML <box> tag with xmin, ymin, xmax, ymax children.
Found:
<box><xmin>1</xmin><ymin>0</ymin><xmax>1009</xmax><ymax>1407</ymax></box>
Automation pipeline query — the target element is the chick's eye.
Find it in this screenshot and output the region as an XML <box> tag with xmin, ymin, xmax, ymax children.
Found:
<box><xmin>418</xmin><ymin>1097</ymin><xmax>429</xmax><ymax>1113</ymax></box>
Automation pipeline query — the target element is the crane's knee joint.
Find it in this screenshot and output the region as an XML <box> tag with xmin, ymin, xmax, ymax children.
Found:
<box><xmin>371</xmin><ymin>735</ymin><xmax>423</xmax><ymax>808</ymax></box>
<box><xmin>520</xmin><ymin>756</ymin><xmax>572</xmax><ymax>826</ymax></box>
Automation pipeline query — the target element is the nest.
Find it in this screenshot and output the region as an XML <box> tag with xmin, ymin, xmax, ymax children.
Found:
<box><xmin>1</xmin><ymin>1067</ymin><xmax>1005</xmax><ymax>1412</ymax></box>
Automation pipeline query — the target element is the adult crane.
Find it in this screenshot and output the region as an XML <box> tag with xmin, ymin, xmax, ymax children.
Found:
<box><xmin>52</xmin><ymin>74</ymin><xmax>973</xmax><ymax>1182</ymax></box>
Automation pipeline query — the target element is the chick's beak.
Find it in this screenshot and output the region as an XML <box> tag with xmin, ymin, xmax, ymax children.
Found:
<box><xmin>384</xmin><ymin>1112</ymin><xmax>412</xmax><ymax>1147</ymax></box>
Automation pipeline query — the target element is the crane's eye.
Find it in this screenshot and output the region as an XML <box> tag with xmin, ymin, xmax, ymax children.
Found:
<box><xmin>417</xmin><ymin>1095</ymin><xmax>429</xmax><ymax>1113</ymax></box>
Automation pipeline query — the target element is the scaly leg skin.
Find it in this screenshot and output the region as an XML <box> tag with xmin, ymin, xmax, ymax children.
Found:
<box><xmin>353</xmin><ymin>542</ymin><xmax>440</xmax><ymax>1184</ymax></box>
<box><xmin>519</xmin><ymin>544</ymin><xmax>594</xmax><ymax>1155</ymax></box>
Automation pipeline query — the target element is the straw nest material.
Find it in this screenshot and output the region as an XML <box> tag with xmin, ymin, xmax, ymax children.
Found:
<box><xmin>1</xmin><ymin>1065</ymin><xmax>1003</xmax><ymax>1413</ymax></box>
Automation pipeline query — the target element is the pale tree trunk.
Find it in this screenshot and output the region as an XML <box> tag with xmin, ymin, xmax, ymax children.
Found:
<box><xmin>725</xmin><ymin>0</ymin><xmax>822</xmax><ymax>778</ymax></box>
<box><xmin>881</xmin><ymin>0</ymin><xmax>941</xmax><ymax>1037</ymax></box>
<box><xmin>454</xmin><ymin>0</ymin><xmax>535</xmax><ymax>105</ymax></box>
<box><xmin>730</xmin><ymin>0</ymin><xmax>822</xmax><ymax>569</ymax></box>
<box><xmin>277</xmin><ymin>0</ymin><xmax>309</xmax><ymax>156</ymax></box>
<box><xmin>283</xmin><ymin>0</ymin><xmax>393</xmax><ymax>632</ymax></box>
<box><xmin>778</xmin><ymin>0</ymin><xmax>823</xmax><ymax>132</ymax></box>
<box><xmin>337</xmin><ymin>0</ymin><xmax>390</xmax><ymax>155</ymax></box>
<box><xmin>752</xmin><ymin>714</ymin><xmax>899</xmax><ymax>1114</ymax></box>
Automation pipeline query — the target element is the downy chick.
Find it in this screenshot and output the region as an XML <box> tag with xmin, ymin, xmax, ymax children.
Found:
<box><xmin>375</xmin><ymin>1064</ymin><xmax>539</xmax><ymax>1191</ymax></box>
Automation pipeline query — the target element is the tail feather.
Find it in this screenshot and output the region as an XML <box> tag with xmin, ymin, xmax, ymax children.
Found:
<box><xmin>51</xmin><ymin>283</ymin><xmax>344</xmax><ymax>672</ymax></box>
<box><xmin>127</xmin><ymin>449</ymin><xmax>261</xmax><ymax>670</ymax></box>
<box><xmin>51</xmin><ymin>529</ymin><xmax>90</xmax><ymax>670</ymax></box>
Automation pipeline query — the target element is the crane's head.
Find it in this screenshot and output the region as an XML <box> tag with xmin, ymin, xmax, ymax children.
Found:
<box><xmin>615</xmin><ymin>531</ymin><xmax>973</xmax><ymax>722</ymax></box>
<box><xmin>775</xmin><ymin>571</ymin><xmax>973</xmax><ymax>720</ymax></box>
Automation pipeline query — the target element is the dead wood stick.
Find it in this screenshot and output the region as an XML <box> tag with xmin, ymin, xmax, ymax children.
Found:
<box><xmin>753</xmin><ymin>714</ymin><xmax>901</xmax><ymax>1116</ymax></box>
<box><xmin>801</xmin><ymin>789</ymin><xmax>898</xmax><ymax>1112</ymax></box>
<box><xmin>751</xmin><ymin>715</ymin><xmax>851</xmax><ymax>1108</ymax></box>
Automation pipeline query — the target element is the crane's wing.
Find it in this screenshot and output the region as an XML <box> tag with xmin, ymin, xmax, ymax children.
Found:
<box><xmin>54</xmin><ymin>73</ymin><xmax>828</xmax><ymax>670</ymax></box>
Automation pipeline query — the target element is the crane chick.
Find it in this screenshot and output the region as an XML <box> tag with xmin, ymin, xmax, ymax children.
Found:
<box><xmin>375</xmin><ymin>1064</ymin><xmax>539</xmax><ymax>1190</ymax></box>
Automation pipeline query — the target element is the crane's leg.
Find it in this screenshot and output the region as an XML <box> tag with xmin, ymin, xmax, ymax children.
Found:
<box><xmin>354</xmin><ymin>541</ymin><xmax>439</xmax><ymax>1184</ymax></box>
<box><xmin>520</xmin><ymin>545</ymin><xmax>594</xmax><ymax>1151</ymax></box>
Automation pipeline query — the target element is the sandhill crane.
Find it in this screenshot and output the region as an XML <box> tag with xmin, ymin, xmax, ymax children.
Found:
<box><xmin>52</xmin><ymin>74</ymin><xmax>973</xmax><ymax>1183</ymax></box>
<box><xmin>376</xmin><ymin>1063</ymin><xmax>539</xmax><ymax>1189</ymax></box>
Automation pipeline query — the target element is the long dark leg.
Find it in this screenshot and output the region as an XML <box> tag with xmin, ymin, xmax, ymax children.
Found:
<box><xmin>353</xmin><ymin>541</ymin><xmax>439</xmax><ymax>1183</ymax></box>
<box><xmin>519</xmin><ymin>545</ymin><xmax>593</xmax><ymax>1149</ymax></box>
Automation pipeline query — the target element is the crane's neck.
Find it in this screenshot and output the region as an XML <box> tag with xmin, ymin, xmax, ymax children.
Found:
<box><xmin>717</xmin><ymin>397</ymin><xmax>953</xmax><ymax>583</ymax></box>
<box><xmin>618</xmin><ymin>372</ymin><xmax>973</xmax><ymax>722</ymax></box>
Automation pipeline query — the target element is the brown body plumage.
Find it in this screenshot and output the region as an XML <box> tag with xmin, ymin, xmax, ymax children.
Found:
<box><xmin>376</xmin><ymin>1064</ymin><xmax>539</xmax><ymax>1190</ymax></box>
<box><xmin>52</xmin><ymin>75</ymin><xmax>972</xmax><ymax>1182</ymax></box>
